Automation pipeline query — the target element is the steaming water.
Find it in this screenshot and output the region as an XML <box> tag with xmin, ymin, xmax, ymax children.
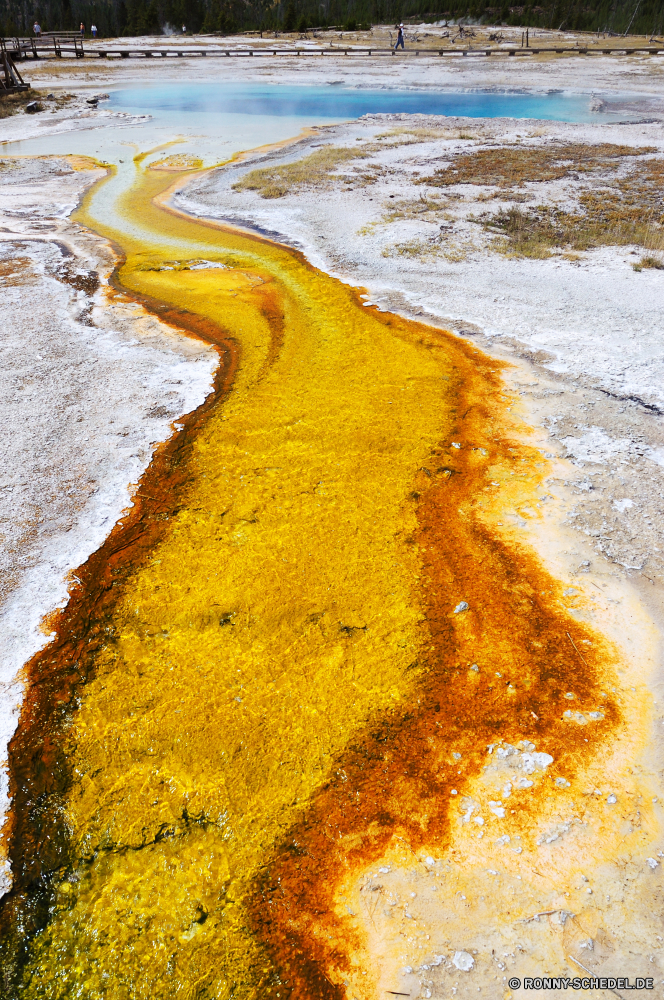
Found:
<box><xmin>0</xmin><ymin>81</ymin><xmax>630</xmax><ymax>242</ymax></box>
<box><xmin>108</xmin><ymin>80</ymin><xmax>614</xmax><ymax>124</ymax></box>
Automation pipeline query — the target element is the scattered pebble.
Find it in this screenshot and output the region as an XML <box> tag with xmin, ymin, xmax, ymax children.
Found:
<box><xmin>453</xmin><ymin>951</ymin><xmax>475</xmax><ymax>972</ymax></box>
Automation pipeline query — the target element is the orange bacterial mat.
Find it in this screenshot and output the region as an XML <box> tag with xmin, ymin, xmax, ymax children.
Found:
<box><xmin>0</xmin><ymin>156</ymin><xmax>652</xmax><ymax>1000</ymax></box>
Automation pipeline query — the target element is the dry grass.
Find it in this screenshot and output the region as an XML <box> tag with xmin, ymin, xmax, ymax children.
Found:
<box><xmin>481</xmin><ymin>206</ymin><xmax>562</xmax><ymax>258</ymax></box>
<box><xmin>418</xmin><ymin>143</ymin><xmax>655</xmax><ymax>189</ymax></box>
<box><xmin>382</xmin><ymin>233</ymin><xmax>477</xmax><ymax>262</ymax></box>
<box><xmin>0</xmin><ymin>91</ymin><xmax>37</xmax><ymax>119</ymax></box>
<box><xmin>381</xmin><ymin>193</ymin><xmax>449</xmax><ymax>224</ymax></box>
<box><xmin>365</xmin><ymin>126</ymin><xmax>489</xmax><ymax>153</ymax></box>
<box><xmin>232</xmin><ymin>146</ymin><xmax>368</xmax><ymax>199</ymax></box>
<box><xmin>578</xmin><ymin>158</ymin><xmax>664</xmax><ymax>247</ymax></box>
<box><xmin>0</xmin><ymin>90</ymin><xmax>73</xmax><ymax>119</ymax></box>
<box><xmin>632</xmin><ymin>254</ymin><xmax>664</xmax><ymax>272</ymax></box>
<box><xmin>481</xmin><ymin>159</ymin><xmax>664</xmax><ymax>258</ymax></box>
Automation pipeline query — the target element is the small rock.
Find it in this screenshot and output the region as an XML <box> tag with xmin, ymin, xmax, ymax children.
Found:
<box><xmin>646</xmin><ymin>857</ymin><xmax>659</xmax><ymax>869</ymax></box>
<box><xmin>452</xmin><ymin>951</ymin><xmax>475</xmax><ymax>972</ymax></box>
<box><xmin>606</xmin><ymin>793</ymin><xmax>617</xmax><ymax>804</ymax></box>
<box><xmin>25</xmin><ymin>101</ymin><xmax>42</xmax><ymax>114</ymax></box>
<box><xmin>454</xmin><ymin>601</ymin><xmax>469</xmax><ymax>614</ymax></box>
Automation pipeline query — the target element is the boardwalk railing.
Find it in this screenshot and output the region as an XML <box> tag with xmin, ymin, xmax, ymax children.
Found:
<box><xmin>1</xmin><ymin>34</ymin><xmax>84</xmax><ymax>58</ymax></box>
<box><xmin>2</xmin><ymin>37</ymin><xmax>664</xmax><ymax>59</ymax></box>
<box><xmin>89</xmin><ymin>43</ymin><xmax>664</xmax><ymax>57</ymax></box>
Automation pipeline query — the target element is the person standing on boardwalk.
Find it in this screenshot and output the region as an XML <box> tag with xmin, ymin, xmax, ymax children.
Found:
<box><xmin>80</xmin><ymin>22</ymin><xmax>85</xmax><ymax>36</ymax></box>
<box><xmin>91</xmin><ymin>24</ymin><xmax>97</xmax><ymax>37</ymax></box>
<box><xmin>33</xmin><ymin>21</ymin><xmax>41</xmax><ymax>36</ymax></box>
<box><xmin>394</xmin><ymin>23</ymin><xmax>404</xmax><ymax>50</ymax></box>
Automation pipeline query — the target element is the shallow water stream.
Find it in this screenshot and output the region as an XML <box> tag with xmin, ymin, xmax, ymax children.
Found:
<box><xmin>0</xmin><ymin>90</ymin><xmax>658</xmax><ymax>998</ymax></box>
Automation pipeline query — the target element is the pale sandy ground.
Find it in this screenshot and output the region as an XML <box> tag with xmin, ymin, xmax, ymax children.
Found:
<box><xmin>1</xmin><ymin>44</ymin><xmax>664</xmax><ymax>996</ymax></box>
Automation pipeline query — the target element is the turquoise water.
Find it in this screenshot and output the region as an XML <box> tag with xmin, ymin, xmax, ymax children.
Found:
<box><xmin>1</xmin><ymin>83</ymin><xmax>629</xmax><ymax>172</ymax></box>
<box><xmin>0</xmin><ymin>81</ymin><xmax>632</xmax><ymax>242</ymax></box>
<box><xmin>109</xmin><ymin>81</ymin><xmax>611</xmax><ymax>124</ymax></box>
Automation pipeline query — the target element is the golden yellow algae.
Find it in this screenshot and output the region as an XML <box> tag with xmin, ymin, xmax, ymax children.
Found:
<box><xmin>1</xmin><ymin>164</ymin><xmax>455</xmax><ymax>997</ymax></box>
<box><xmin>0</xmin><ymin>161</ymin><xmax>650</xmax><ymax>1000</ymax></box>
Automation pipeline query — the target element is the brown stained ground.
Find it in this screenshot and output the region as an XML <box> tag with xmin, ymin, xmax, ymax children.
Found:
<box><xmin>246</xmin><ymin>335</ymin><xmax>621</xmax><ymax>998</ymax></box>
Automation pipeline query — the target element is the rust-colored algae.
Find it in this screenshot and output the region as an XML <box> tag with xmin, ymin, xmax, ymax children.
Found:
<box><xmin>0</xmin><ymin>158</ymin><xmax>653</xmax><ymax>1000</ymax></box>
<box><xmin>245</xmin><ymin>341</ymin><xmax>622</xmax><ymax>998</ymax></box>
<box><xmin>0</xmin><ymin>285</ymin><xmax>240</xmax><ymax>993</ymax></box>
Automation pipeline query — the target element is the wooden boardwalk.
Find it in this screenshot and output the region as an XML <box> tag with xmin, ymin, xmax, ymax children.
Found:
<box><xmin>93</xmin><ymin>44</ymin><xmax>664</xmax><ymax>57</ymax></box>
<box><xmin>0</xmin><ymin>51</ymin><xmax>29</xmax><ymax>92</ymax></box>
<box><xmin>2</xmin><ymin>33</ymin><xmax>84</xmax><ymax>59</ymax></box>
<box><xmin>3</xmin><ymin>36</ymin><xmax>664</xmax><ymax>60</ymax></box>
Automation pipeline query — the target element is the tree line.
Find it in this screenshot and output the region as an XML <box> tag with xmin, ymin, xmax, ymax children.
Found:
<box><xmin>1</xmin><ymin>0</ymin><xmax>662</xmax><ymax>41</ymax></box>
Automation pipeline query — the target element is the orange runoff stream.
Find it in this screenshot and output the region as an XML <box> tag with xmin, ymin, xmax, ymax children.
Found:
<box><xmin>0</xmin><ymin>156</ymin><xmax>651</xmax><ymax>999</ymax></box>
